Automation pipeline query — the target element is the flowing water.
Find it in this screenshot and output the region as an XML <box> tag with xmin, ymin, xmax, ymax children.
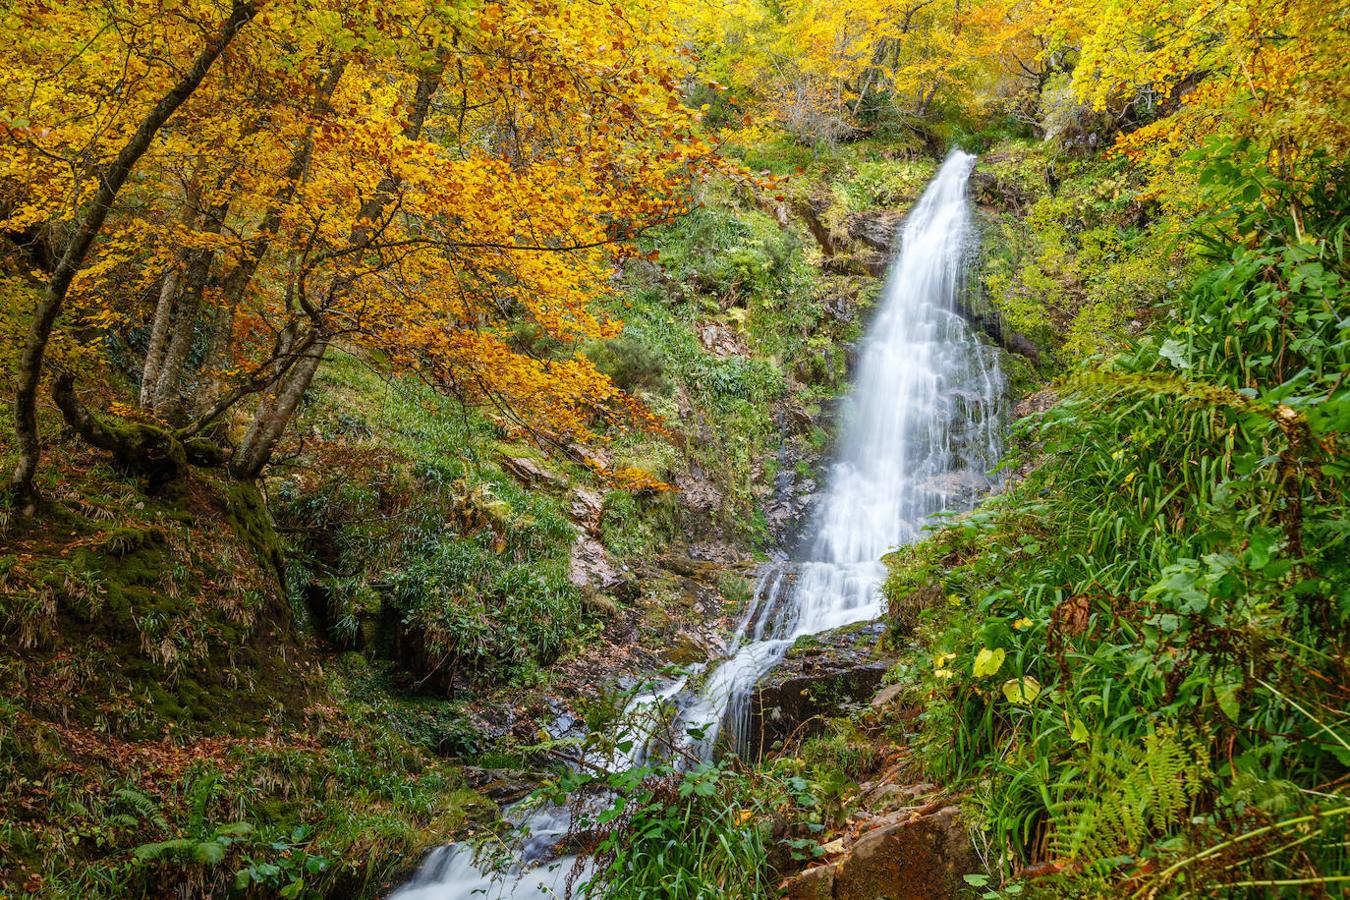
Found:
<box><xmin>392</xmin><ymin>149</ymin><xmax>1004</xmax><ymax>899</ymax></box>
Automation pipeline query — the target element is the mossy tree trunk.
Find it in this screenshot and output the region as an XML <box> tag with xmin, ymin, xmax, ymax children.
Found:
<box><xmin>7</xmin><ymin>0</ymin><xmax>256</xmax><ymax>514</ymax></box>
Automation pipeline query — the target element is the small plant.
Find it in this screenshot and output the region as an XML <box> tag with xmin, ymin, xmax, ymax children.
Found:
<box><xmin>120</xmin><ymin>774</ymin><xmax>253</xmax><ymax>867</ymax></box>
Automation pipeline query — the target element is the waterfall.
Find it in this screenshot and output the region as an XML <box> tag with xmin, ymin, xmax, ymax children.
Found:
<box><xmin>681</xmin><ymin>148</ymin><xmax>1003</xmax><ymax>755</ymax></box>
<box><xmin>391</xmin><ymin>149</ymin><xmax>1003</xmax><ymax>899</ymax></box>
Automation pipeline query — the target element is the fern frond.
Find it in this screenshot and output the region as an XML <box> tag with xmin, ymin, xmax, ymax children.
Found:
<box><xmin>1048</xmin><ymin>727</ymin><xmax>1209</xmax><ymax>867</ymax></box>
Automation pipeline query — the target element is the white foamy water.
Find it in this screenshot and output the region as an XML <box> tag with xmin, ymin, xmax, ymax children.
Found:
<box><xmin>391</xmin><ymin>149</ymin><xmax>1004</xmax><ymax>898</ymax></box>
<box><xmin>682</xmin><ymin>148</ymin><xmax>1003</xmax><ymax>758</ymax></box>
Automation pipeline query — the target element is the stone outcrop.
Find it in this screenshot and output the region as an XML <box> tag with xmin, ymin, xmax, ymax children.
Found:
<box><xmin>782</xmin><ymin>804</ymin><xmax>980</xmax><ymax>900</ymax></box>
<box><xmin>747</xmin><ymin>620</ymin><xmax>892</xmax><ymax>759</ymax></box>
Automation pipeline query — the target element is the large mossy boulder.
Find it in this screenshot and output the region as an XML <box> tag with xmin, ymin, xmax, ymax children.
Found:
<box><xmin>747</xmin><ymin>620</ymin><xmax>891</xmax><ymax>760</ymax></box>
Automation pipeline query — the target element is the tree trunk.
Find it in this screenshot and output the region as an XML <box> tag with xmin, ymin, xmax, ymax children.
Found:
<box><xmin>230</xmin><ymin>52</ymin><xmax>446</xmax><ymax>480</ymax></box>
<box><xmin>139</xmin><ymin>265</ymin><xmax>182</xmax><ymax>407</ymax></box>
<box><xmin>8</xmin><ymin>0</ymin><xmax>256</xmax><ymax>513</ymax></box>
<box><xmin>195</xmin><ymin>61</ymin><xmax>346</xmax><ymax>419</ymax></box>
<box><xmin>151</xmin><ymin>202</ymin><xmax>229</xmax><ymax>419</ymax></box>
<box><xmin>231</xmin><ymin>336</ymin><xmax>328</xmax><ymax>480</ymax></box>
<box><xmin>53</xmin><ymin>373</ymin><xmax>188</xmax><ymax>490</ymax></box>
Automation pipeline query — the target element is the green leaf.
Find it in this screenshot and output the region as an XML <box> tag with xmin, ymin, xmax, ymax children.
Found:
<box><xmin>1216</xmin><ymin>678</ymin><xmax>1242</xmax><ymax>723</ymax></box>
<box><xmin>1002</xmin><ymin>676</ymin><xmax>1041</xmax><ymax>704</ymax></box>
<box><xmin>973</xmin><ymin>647</ymin><xmax>1005</xmax><ymax>677</ymax></box>
<box><xmin>1159</xmin><ymin>338</ymin><xmax>1191</xmax><ymax>369</ymax></box>
<box><xmin>963</xmin><ymin>874</ymin><xmax>990</xmax><ymax>887</ymax></box>
<box><xmin>1070</xmin><ymin>718</ymin><xmax>1090</xmax><ymax>743</ymax></box>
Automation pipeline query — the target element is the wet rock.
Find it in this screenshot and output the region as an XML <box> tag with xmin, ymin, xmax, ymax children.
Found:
<box><xmin>748</xmin><ymin>621</ymin><xmax>892</xmax><ymax>759</ymax></box>
<box><xmin>667</xmin><ymin>628</ymin><xmax>726</xmax><ymax>666</ymax></box>
<box><xmin>461</xmin><ymin>767</ymin><xmax>537</xmax><ymax>804</ymax></box>
<box><xmin>919</xmin><ymin>470</ymin><xmax>991</xmax><ymax>508</ymax></box>
<box><xmin>846</xmin><ymin>210</ymin><xmax>907</xmax><ymax>254</ymax></box>
<box><xmin>661</xmin><ymin>554</ymin><xmax>725</xmax><ymax>583</ymax></box>
<box><xmin>499</xmin><ymin>455</ymin><xmax>564</xmax><ymax>489</ymax></box>
<box><xmin>570</xmin><ymin>488</ymin><xmax>604</xmax><ymax>535</ymax></box>
<box><xmin>822</xmin><ymin>286</ymin><xmax>861</xmax><ymax>323</ymax></box>
<box><xmin>569</xmin><ymin>534</ymin><xmax>623</xmax><ymax>592</ymax></box>
<box><xmin>782</xmin><ymin>805</ymin><xmax>979</xmax><ymax>900</ymax></box>
<box><xmin>871</xmin><ymin>683</ymin><xmax>904</xmax><ymax>708</ymax></box>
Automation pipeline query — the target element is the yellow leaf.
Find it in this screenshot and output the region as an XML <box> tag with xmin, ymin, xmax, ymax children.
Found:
<box><xmin>973</xmin><ymin>647</ymin><xmax>1005</xmax><ymax>677</ymax></box>
<box><xmin>1001</xmin><ymin>676</ymin><xmax>1041</xmax><ymax>704</ymax></box>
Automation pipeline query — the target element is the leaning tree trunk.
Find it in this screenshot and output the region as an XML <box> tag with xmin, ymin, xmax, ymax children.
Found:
<box><xmin>194</xmin><ymin>61</ymin><xmax>347</xmax><ymax>420</ymax></box>
<box><xmin>230</xmin><ymin>51</ymin><xmax>447</xmax><ymax>480</ymax></box>
<box><xmin>231</xmin><ymin>336</ymin><xmax>329</xmax><ymax>480</ymax></box>
<box><xmin>8</xmin><ymin>0</ymin><xmax>256</xmax><ymax>513</ymax></box>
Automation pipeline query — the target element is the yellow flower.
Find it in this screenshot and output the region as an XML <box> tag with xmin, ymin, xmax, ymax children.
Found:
<box><xmin>934</xmin><ymin>668</ymin><xmax>955</xmax><ymax>680</ymax></box>
<box><xmin>933</xmin><ymin>652</ymin><xmax>956</xmax><ymax>667</ymax></box>
<box><xmin>1013</xmin><ymin>617</ymin><xmax>1034</xmax><ymax>631</ymax></box>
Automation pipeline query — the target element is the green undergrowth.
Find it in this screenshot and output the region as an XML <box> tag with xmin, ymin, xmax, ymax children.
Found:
<box><xmin>880</xmin><ymin>141</ymin><xmax>1350</xmax><ymax>895</ymax></box>
<box><xmin>279</xmin><ymin>351</ymin><xmax>590</xmax><ymax>691</ymax></box>
<box><xmin>977</xmin><ymin>139</ymin><xmax>1187</xmax><ymax>369</ymax></box>
<box><xmin>1</xmin><ymin>663</ymin><xmax>483</xmax><ymax>898</ymax></box>
<box><xmin>0</xmin><ymin>442</ymin><xmax>483</xmax><ymax>897</ymax></box>
<box><xmin>546</xmin><ymin>704</ymin><xmax>885</xmax><ymax>899</ymax></box>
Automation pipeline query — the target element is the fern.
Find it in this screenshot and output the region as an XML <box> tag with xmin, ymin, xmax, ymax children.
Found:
<box><xmin>1049</xmin><ymin>727</ymin><xmax>1208</xmax><ymax>866</ymax></box>
<box><xmin>119</xmin><ymin>774</ymin><xmax>253</xmax><ymax>869</ymax></box>
<box><xmin>113</xmin><ymin>787</ymin><xmax>170</xmax><ymax>832</ymax></box>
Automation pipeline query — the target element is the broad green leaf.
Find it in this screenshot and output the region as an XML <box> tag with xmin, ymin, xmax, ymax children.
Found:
<box><xmin>1215</xmin><ymin>679</ymin><xmax>1242</xmax><ymax>723</ymax></box>
<box><xmin>973</xmin><ymin>647</ymin><xmax>1005</xmax><ymax>677</ymax></box>
<box><xmin>1002</xmin><ymin>676</ymin><xmax>1041</xmax><ymax>704</ymax></box>
<box><xmin>1159</xmin><ymin>338</ymin><xmax>1191</xmax><ymax>369</ymax></box>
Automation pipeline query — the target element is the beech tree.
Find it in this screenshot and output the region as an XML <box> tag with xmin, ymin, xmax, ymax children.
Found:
<box><xmin>2</xmin><ymin>0</ymin><xmax>737</xmax><ymax>507</ymax></box>
<box><xmin>4</xmin><ymin>0</ymin><xmax>257</xmax><ymax>513</ymax></box>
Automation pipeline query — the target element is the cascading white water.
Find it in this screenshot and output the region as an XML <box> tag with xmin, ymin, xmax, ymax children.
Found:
<box><xmin>391</xmin><ymin>149</ymin><xmax>1003</xmax><ymax>899</ymax></box>
<box><xmin>682</xmin><ymin>148</ymin><xmax>1004</xmax><ymax>757</ymax></box>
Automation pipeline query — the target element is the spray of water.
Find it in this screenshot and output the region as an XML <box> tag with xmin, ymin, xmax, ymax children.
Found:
<box><xmin>391</xmin><ymin>149</ymin><xmax>1003</xmax><ymax>898</ymax></box>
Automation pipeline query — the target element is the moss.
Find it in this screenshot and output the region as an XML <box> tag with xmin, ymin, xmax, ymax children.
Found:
<box><xmin>219</xmin><ymin>479</ymin><xmax>286</xmax><ymax>590</ymax></box>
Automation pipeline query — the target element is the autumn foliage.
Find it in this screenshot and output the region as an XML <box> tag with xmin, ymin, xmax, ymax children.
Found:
<box><xmin>1</xmin><ymin>0</ymin><xmax>736</xmax><ymax>502</ymax></box>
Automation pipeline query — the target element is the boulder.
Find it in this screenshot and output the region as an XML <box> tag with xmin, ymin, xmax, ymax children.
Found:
<box><xmin>748</xmin><ymin>620</ymin><xmax>892</xmax><ymax>759</ymax></box>
<box><xmin>499</xmin><ymin>455</ymin><xmax>564</xmax><ymax>489</ymax></box>
<box><xmin>460</xmin><ymin>766</ymin><xmax>536</xmax><ymax>804</ymax></box>
<box><xmin>568</xmin><ymin>534</ymin><xmax>623</xmax><ymax>592</ymax></box>
<box><xmin>782</xmin><ymin>805</ymin><xmax>980</xmax><ymax>900</ymax></box>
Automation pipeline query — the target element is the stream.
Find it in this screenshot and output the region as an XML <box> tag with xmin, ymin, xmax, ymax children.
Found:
<box><xmin>392</xmin><ymin>149</ymin><xmax>1004</xmax><ymax>899</ymax></box>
